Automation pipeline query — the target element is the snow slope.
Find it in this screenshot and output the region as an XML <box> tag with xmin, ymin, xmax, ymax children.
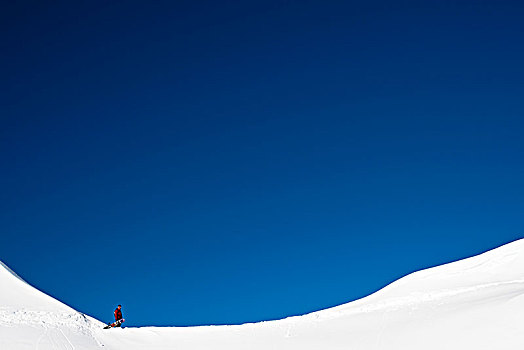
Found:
<box><xmin>0</xmin><ymin>261</ymin><xmax>104</xmax><ymax>349</ymax></box>
<box><xmin>2</xmin><ymin>239</ymin><xmax>524</xmax><ymax>349</ymax></box>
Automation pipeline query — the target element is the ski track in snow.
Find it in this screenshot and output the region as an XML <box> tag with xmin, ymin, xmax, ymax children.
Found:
<box><xmin>59</xmin><ymin>329</ymin><xmax>75</xmax><ymax>350</ymax></box>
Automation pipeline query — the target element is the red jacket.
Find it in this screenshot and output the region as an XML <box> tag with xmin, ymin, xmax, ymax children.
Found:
<box><xmin>114</xmin><ymin>308</ymin><xmax>122</xmax><ymax>321</ymax></box>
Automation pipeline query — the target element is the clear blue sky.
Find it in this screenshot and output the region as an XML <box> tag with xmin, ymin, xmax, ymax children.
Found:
<box><xmin>1</xmin><ymin>0</ymin><xmax>523</xmax><ymax>327</ymax></box>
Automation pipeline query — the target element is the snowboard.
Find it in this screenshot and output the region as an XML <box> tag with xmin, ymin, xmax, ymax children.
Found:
<box><xmin>103</xmin><ymin>318</ymin><xmax>125</xmax><ymax>329</ymax></box>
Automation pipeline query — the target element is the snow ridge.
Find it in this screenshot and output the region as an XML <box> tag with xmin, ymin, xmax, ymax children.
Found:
<box><xmin>0</xmin><ymin>261</ymin><xmax>28</xmax><ymax>284</ymax></box>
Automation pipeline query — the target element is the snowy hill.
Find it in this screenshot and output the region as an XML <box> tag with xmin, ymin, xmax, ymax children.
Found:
<box><xmin>2</xmin><ymin>239</ymin><xmax>524</xmax><ymax>349</ymax></box>
<box><xmin>0</xmin><ymin>261</ymin><xmax>104</xmax><ymax>349</ymax></box>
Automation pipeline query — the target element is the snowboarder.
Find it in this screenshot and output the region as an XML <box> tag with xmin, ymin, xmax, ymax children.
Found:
<box><xmin>104</xmin><ymin>305</ymin><xmax>125</xmax><ymax>329</ymax></box>
<box><xmin>114</xmin><ymin>305</ymin><xmax>123</xmax><ymax>325</ymax></box>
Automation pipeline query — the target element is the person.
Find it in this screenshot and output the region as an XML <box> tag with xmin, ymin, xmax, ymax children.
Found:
<box><xmin>114</xmin><ymin>305</ymin><xmax>123</xmax><ymax>326</ymax></box>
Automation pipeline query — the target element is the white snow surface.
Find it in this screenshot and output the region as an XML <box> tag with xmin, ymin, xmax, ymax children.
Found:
<box><xmin>2</xmin><ymin>239</ymin><xmax>524</xmax><ymax>349</ymax></box>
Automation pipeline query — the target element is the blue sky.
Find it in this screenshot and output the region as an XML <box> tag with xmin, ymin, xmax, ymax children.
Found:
<box><xmin>1</xmin><ymin>0</ymin><xmax>524</xmax><ymax>326</ymax></box>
